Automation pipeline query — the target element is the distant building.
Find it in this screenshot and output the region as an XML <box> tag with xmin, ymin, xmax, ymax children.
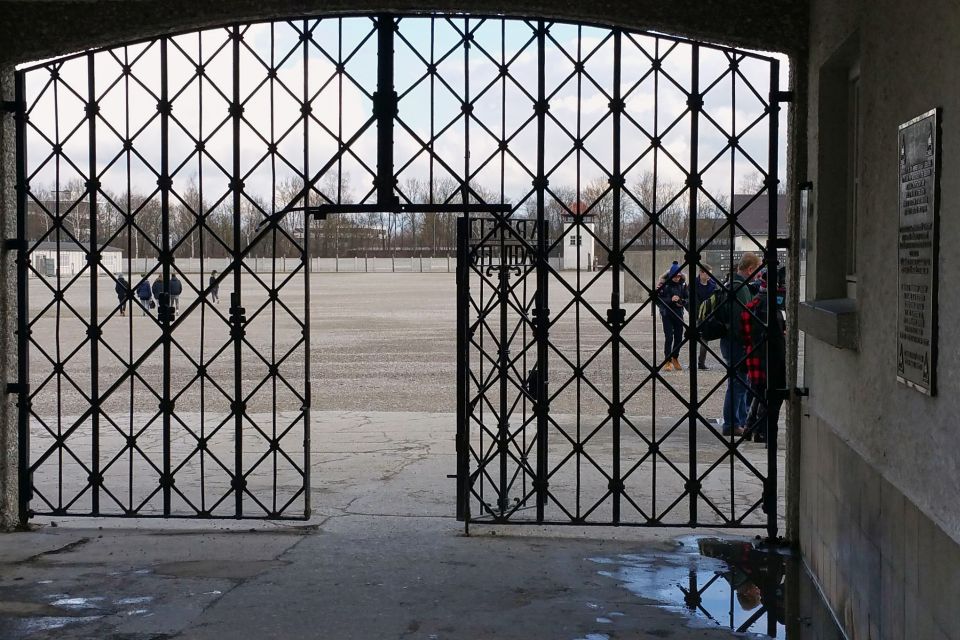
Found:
<box><xmin>561</xmin><ymin>202</ymin><xmax>596</xmax><ymax>271</ymax></box>
<box><xmin>31</xmin><ymin>241</ymin><xmax>123</xmax><ymax>277</ymax></box>
<box><xmin>730</xmin><ymin>193</ymin><xmax>788</xmax><ymax>251</ymax></box>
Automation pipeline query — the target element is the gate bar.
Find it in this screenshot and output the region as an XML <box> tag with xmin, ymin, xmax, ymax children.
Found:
<box><xmin>231</xmin><ymin>26</ymin><xmax>245</xmax><ymax>517</ymax></box>
<box><xmin>765</xmin><ymin>59</ymin><xmax>782</xmax><ymax>541</ymax></box>
<box><xmin>610</xmin><ymin>30</ymin><xmax>623</xmax><ymax>524</ymax></box>
<box><xmin>687</xmin><ymin>44</ymin><xmax>700</xmax><ymax>526</ymax></box>
<box><xmin>534</xmin><ymin>19</ymin><xmax>549</xmax><ymax>522</ymax></box>
<box><xmin>14</xmin><ymin>72</ymin><xmax>31</xmax><ymax>527</ymax></box>
<box><xmin>86</xmin><ymin>52</ymin><xmax>101</xmax><ymax>515</ymax></box>
<box><xmin>376</xmin><ymin>14</ymin><xmax>399</xmax><ymax>207</ymax></box>
<box><xmin>455</xmin><ymin>216</ymin><xmax>469</xmax><ymax>521</ymax></box>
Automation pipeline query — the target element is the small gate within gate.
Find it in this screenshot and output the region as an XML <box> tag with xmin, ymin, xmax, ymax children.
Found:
<box><xmin>13</xmin><ymin>14</ymin><xmax>787</xmax><ymax>527</ymax></box>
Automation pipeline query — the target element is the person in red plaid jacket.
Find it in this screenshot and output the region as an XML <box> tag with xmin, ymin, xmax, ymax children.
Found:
<box><xmin>740</xmin><ymin>267</ymin><xmax>786</xmax><ymax>444</ymax></box>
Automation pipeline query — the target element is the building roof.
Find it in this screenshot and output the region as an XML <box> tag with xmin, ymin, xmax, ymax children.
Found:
<box><xmin>32</xmin><ymin>241</ymin><xmax>123</xmax><ymax>253</ymax></box>
<box><xmin>731</xmin><ymin>193</ymin><xmax>788</xmax><ymax>236</ymax></box>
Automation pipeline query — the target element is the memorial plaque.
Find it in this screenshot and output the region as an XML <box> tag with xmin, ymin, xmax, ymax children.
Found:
<box><xmin>897</xmin><ymin>109</ymin><xmax>940</xmax><ymax>395</ymax></box>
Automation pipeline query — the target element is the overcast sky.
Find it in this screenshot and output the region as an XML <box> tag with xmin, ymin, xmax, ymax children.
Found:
<box><xmin>21</xmin><ymin>16</ymin><xmax>789</xmax><ymax>214</ymax></box>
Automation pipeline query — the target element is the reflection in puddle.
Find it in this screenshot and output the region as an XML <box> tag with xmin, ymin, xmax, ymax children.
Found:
<box><xmin>592</xmin><ymin>537</ymin><xmax>843</xmax><ymax>638</ymax></box>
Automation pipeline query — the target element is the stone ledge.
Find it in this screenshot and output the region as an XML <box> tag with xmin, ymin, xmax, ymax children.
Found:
<box><xmin>799</xmin><ymin>298</ymin><xmax>858</xmax><ymax>350</ymax></box>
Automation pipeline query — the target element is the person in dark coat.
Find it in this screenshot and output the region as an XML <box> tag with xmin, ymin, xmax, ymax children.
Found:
<box><xmin>656</xmin><ymin>260</ymin><xmax>688</xmax><ymax>371</ymax></box>
<box><xmin>152</xmin><ymin>275</ymin><xmax>166</xmax><ymax>315</ymax></box>
<box><xmin>695</xmin><ymin>263</ymin><xmax>717</xmax><ymax>370</ymax></box>
<box><xmin>168</xmin><ymin>275</ymin><xmax>183</xmax><ymax>310</ymax></box>
<box><xmin>135</xmin><ymin>274</ymin><xmax>153</xmax><ymax>316</ymax></box>
<box><xmin>209</xmin><ymin>270</ymin><xmax>220</xmax><ymax>304</ymax></box>
<box><xmin>741</xmin><ymin>267</ymin><xmax>787</xmax><ymax>444</ymax></box>
<box><xmin>115</xmin><ymin>275</ymin><xmax>129</xmax><ymax>316</ymax></box>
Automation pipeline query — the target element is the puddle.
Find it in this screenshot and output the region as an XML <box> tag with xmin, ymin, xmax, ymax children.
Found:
<box><xmin>591</xmin><ymin>537</ymin><xmax>845</xmax><ymax>638</ymax></box>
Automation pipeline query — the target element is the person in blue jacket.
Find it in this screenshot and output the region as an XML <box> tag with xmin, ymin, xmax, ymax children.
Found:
<box><xmin>656</xmin><ymin>260</ymin><xmax>688</xmax><ymax>371</ymax></box>
<box><xmin>168</xmin><ymin>275</ymin><xmax>183</xmax><ymax>310</ymax></box>
<box><xmin>135</xmin><ymin>274</ymin><xmax>152</xmax><ymax>316</ymax></box>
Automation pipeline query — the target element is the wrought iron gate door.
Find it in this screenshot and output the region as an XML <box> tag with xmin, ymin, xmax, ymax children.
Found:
<box><xmin>452</xmin><ymin>21</ymin><xmax>787</xmax><ymax>537</ymax></box>
<box><xmin>14</xmin><ymin>24</ymin><xmax>326</xmax><ymax>519</ymax></box>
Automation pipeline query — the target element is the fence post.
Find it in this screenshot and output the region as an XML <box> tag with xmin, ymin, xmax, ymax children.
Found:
<box><xmin>365</xmin><ymin>254</ymin><xmax>368</xmax><ymax>272</ymax></box>
<box><xmin>447</xmin><ymin>255</ymin><xmax>451</xmax><ymax>273</ymax></box>
<box><xmin>392</xmin><ymin>254</ymin><xmax>395</xmax><ymax>272</ymax></box>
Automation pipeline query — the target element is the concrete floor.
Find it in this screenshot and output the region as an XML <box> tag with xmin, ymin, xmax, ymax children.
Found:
<box><xmin>4</xmin><ymin>409</ymin><xmax>780</xmax><ymax>639</ymax></box>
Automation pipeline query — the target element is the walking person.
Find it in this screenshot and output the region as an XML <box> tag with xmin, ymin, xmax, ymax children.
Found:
<box><xmin>742</xmin><ymin>267</ymin><xmax>787</xmax><ymax>444</ymax></box>
<box><xmin>115</xmin><ymin>275</ymin><xmax>129</xmax><ymax>317</ymax></box>
<box><xmin>695</xmin><ymin>264</ymin><xmax>717</xmax><ymax>370</ymax></box>
<box><xmin>135</xmin><ymin>273</ymin><xmax>153</xmax><ymax>316</ymax></box>
<box><xmin>720</xmin><ymin>252</ymin><xmax>761</xmax><ymax>436</ymax></box>
<box><xmin>152</xmin><ymin>274</ymin><xmax>166</xmax><ymax>316</ymax></box>
<box><xmin>656</xmin><ymin>261</ymin><xmax>688</xmax><ymax>371</ymax></box>
<box><xmin>168</xmin><ymin>274</ymin><xmax>183</xmax><ymax>310</ymax></box>
<box><xmin>209</xmin><ymin>270</ymin><xmax>220</xmax><ymax>304</ymax></box>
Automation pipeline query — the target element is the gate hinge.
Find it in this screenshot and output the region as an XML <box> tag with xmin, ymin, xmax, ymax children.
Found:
<box><xmin>772</xmin><ymin>237</ymin><xmax>791</xmax><ymax>250</ymax></box>
<box><xmin>6</xmin><ymin>382</ymin><xmax>25</xmax><ymax>394</ymax></box>
<box><xmin>1</xmin><ymin>100</ymin><xmax>23</xmax><ymax>114</ymax></box>
<box><xmin>772</xmin><ymin>90</ymin><xmax>794</xmax><ymax>103</ymax></box>
<box><xmin>793</xmin><ymin>387</ymin><xmax>809</xmax><ymax>398</ymax></box>
<box><xmin>3</xmin><ymin>238</ymin><xmax>26</xmax><ymax>252</ymax></box>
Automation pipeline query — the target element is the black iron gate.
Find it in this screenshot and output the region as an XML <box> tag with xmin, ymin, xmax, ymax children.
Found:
<box><xmin>13</xmin><ymin>14</ymin><xmax>786</xmax><ymax>526</ymax></box>
<box><xmin>453</xmin><ymin>25</ymin><xmax>787</xmax><ymax>536</ymax></box>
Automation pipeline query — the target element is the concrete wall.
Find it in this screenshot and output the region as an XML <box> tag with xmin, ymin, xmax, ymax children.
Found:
<box><xmin>0</xmin><ymin>1</ymin><xmax>807</xmax><ymax>67</ymax></box>
<box><xmin>0</xmin><ymin>67</ymin><xmax>18</xmax><ymax>529</ymax></box>
<box><xmin>801</xmin><ymin>0</ymin><xmax>960</xmax><ymax>638</ymax></box>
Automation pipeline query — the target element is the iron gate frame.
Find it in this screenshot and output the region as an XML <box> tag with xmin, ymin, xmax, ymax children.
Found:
<box><xmin>11</xmin><ymin>13</ymin><xmax>789</xmax><ymax>528</ymax></box>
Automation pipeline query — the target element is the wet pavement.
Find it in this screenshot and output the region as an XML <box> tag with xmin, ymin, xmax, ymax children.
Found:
<box><xmin>1</xmin><ymin>407</ymin><xmax>841</xmax><ymax>639</ymax></box>
<box><xmin>0</xmin><ymin>524</ymin><xmax>847</xmax><ymax>640</ymax></box>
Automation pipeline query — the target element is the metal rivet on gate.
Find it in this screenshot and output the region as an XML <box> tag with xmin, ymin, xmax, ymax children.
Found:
<box><xmin>269</xmin><ymin>439</ymin><xmax>280</xmax><ymax>452</ymax></box>
<box><xmin>50</xmin><ymin>69</ymin><xmax>60</xmax><ymax>80</ymax></box>
<box><xmin>651</xmin><ymin>59</ymin><xmax>662</xmax><ymax>71</ymax></box>
<box><xmin>650</xmin><ymin>136</ymin><xmax>661</xmax><ymax>148</ymax></box>
<box><xmin>267</xmin><ymin>143</ymin><xmax>278</xmax><ymax>154</ymax></box>
<box><xmin>574</xmin><ymin>61</ymin><xmax>585</xmax><ymax>73</ymax></box>
<box><xmin>648</xmin><ymin>442</ymin><xmax>659</xmax><ymax>454</ymax></box>
<box><xmin>266</xmin><ymin>68</ymin><xmax>277</xmax><ymax>79</ymax></box>
<box><xmin>300</xmin><ymin>103</ymin><xmax>312</xmax><ymax>116</ymax></box>
<box><xmin>195</xmin><ymin>141</ymin><xmax>205</xmax><ymax>152</ymax></box>
<box><xmin>728</xmin><ymin>135</ymin><xmax>739</xmax><ymax>148</ymax></box>
<box><xmin>123</xmin><ymin>139</ymin><xmax>134</xmax><ymax>151</ymax></box>
<box><xmin>427</xmin><ymin>63</ymin><xmax>437</xmax><ymax>75</ymax></box>
<box><xmin>336</xmin><ymin>63</ymin><xmax>346</xmax><ymax>74</ymax></box>
<box><xmin>498</xmin><ymin>64</ymin><xmax>508</xmax><ymax>77</ymax></box>
<box><xmin>52</xmin><ymin>144</ymin><xmax>62</xmax><ymax>155</ymax></box>
<box><xmin>122</xmin><ymin>65</ymin><xmax>132</xmax><ymax>76</ymax></box>
<box><xmin>461</xmin><ymin>102</ymin><xmax>473</xmax><ymax>115</ymax></box>
<box><xmin>196</xmin><ymin>64</ymin><xmax>205</xmax><ymax>76</ymax></box>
